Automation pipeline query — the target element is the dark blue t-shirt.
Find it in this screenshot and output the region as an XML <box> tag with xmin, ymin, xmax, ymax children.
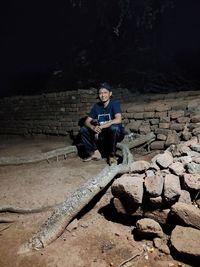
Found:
<box><xmin>88</xmin><ymin>99</ymin><xmax>122</xmax><ymax>126</ymax></box>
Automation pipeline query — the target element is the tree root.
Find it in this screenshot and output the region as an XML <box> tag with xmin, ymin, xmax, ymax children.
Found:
<box><xmin>18</xmin><ymin>142</ymin><xmax>133</xmax><ymax>253</ymax></box>
<box><xmin>0</xmin><ymin>133</ymin><xmax>154</xmax><ymax>252</ymax></box>
<box><xmin>118</xmin><ymin>253</ymin><xmax>141</xmax><ymax>267</ymax></box>
<box><xmin>0</xmin><ymin>204</ymin><xmax>59</xmax><ymax>214</ymax></box>
<box><xmin>122</xmin><ymin>132</ymin><xmax>155</xmax><ymax>149</ymax></box>
<box><xmin>0</xmin><ymin>145</ymin><xmax>77</xmax><ymax>166</ymax></box>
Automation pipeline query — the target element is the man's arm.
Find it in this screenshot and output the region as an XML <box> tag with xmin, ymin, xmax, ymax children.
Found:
<box><xmin>85</xmin><ymin>116</ymin><xmax>102</xmax><ymax>134</ymax></box>
<box><xmin>85</xmin><ymin>116</ymin><xmax>94</xmax><ymax>130</ymax></box>
<box><xmin>99</xmin><ymin>113</ymin><xmax>122</xmax><ymax>129</ymax></box>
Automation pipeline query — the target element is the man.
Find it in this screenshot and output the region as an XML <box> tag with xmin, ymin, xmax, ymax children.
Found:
<box><xmin>80</xmin><ymin>82</ymin><xmax>124</xmax><ymax>165</ymax></box>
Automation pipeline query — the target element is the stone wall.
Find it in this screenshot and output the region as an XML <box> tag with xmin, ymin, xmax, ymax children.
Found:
<box><xmin>1</xmin><ymin>89</ymin><xmax>200</xmax><ymax>150</ymax></box>
<box><xmin>0</xmin><ymin>88</ymin><xmax>130</xmax><ymax>136</ymax></box>
<box><xmin>122</xmin><ymin>90</ymin><xmax>200</xmax><ymax>150</ymax></box>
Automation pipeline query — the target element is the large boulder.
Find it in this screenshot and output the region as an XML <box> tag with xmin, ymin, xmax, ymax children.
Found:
<box><xmin>171</xmin><ymin>225</ymin><xmax>200</xmax><ymax>261</ymax></box>
<box><xmin>186</xmin><ymin>162</ymin><xmax>200</xmax><ymax>174</ymax></box>
<box><xmin>112</xmin><ymin>197</ymin><xmax>143</xmax><ymax>216</ymax></box>
<box><xmin>143</xmin><ymin>209</ymin><xmax>170</xmax><ymax>225</ymax></box>
<box><xmin>171</xmin><ymin>202</ymin><xmax>200</xmax><ymax>230</ymax></box>
<box><xmin>182</xmin><ymin>173</ymin><xmax>200</xmax><ymax>191</ymax></box>
<box><xmin>169</xmin><ymin>162</ymin><xmax>185</xmax><ymax>176</ymax></box>
<box><xmin>178</xmin><ymin>190</ymin><xmax>192</xmax><ymax>204</ymax></box>
<box><xmin>144</xmin><ymin>173</ymin><xmax>164</xmax><ymax>197</ymax></box>
<box><xmin>111</xmin><ymin>174</ymin><xmax>144</xmax><ymax>204</ymax></box>
<box><xmin>156</xmin><ymin>151</ymin><xmax>173</xmax><ymax>169</ymax></box>
<box><xmin>130</xmin><ymin>160</ymin><xmax>150</xmax><ymax>173</ymax></box>
<box><xmin>164</xmin><ymin>174</ymin><xmax>181</xmax><ymax>203</ymax></box>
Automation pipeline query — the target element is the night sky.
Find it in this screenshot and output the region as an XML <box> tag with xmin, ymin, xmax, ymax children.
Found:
<box><xmin>1</xmin><ymin>1</ymin><xmax>200</xmax><ymax>97</ymax></box>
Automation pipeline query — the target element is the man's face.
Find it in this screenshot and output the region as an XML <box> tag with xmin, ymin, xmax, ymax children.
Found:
<box><xmin>98</xmin><ymin>88</ymin><xmax>112</xmax><ymax>103</ymax></box>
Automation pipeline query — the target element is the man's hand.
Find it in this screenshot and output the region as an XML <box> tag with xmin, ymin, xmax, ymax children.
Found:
<box><xmin>93</xmin><ymin>125</ymin><xmax>102</xmax><ymax>134</ymax></box>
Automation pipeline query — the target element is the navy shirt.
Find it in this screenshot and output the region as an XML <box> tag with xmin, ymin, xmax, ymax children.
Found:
<box><xmin>88</xmin><ymin>99</ymin><xmax>122</xmax><ymax>127</ymax></box>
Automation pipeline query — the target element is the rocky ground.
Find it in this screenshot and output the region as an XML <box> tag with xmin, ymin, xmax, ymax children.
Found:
<box><xmin>0</xmin><ymin>135</ymin><xmax>197</xmax><ymax>267</ymax></box>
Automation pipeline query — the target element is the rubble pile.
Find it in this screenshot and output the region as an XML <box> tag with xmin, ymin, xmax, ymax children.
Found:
<box><xmin>111</xmin><ymin>138</ymin><xmax>200</xmax><ymax>263</ymax></box>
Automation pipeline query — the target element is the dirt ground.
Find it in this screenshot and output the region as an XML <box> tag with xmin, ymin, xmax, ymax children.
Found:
<box><xmin>0</xmin><ymin>135</ymin><xmax>193</xmax><ymax>267</ymax></box>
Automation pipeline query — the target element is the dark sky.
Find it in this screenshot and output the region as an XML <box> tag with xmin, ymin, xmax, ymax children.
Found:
<box><xmin>1</xmin><ymin>1</ymin><xmax>200</xmax><ymax>97</ymax></box>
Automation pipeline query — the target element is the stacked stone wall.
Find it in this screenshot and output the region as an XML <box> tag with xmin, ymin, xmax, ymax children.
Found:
<box><xmin>1</xmin><ymin>89</ymin><xmax>200</xmax><ymax>150</ymax></box>
<box><xmin>122</xmin><ymin>90</ymin><xmax>200</xmax><ymax>150</ymax></box>
<box><xmin>0</xmin><ymin>88</ymin><xmax>130</xmax><ymax>136</ymax></box>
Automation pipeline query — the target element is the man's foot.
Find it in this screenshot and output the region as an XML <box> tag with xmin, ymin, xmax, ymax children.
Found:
<box><xmin>108</xmin><ymin>156</ymin><xmax>118</xmax><ymax>165</ymax></box>
<box><xmin>83</xmin><ymin>150</ymin><xmax>102</xmax><ymax>162</ymax></box>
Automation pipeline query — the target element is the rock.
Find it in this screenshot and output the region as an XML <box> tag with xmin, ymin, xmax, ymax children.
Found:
<box><xmin>171</xmin><ymin>225</ymin><xmax>200</xmax><ymax>261</ymax></box>
<box><xmin>155</xmin><ymin>103</ymin><xmax>170</xmax><ymax>112</ymax></box>
<box><xmin>136</xmin><ymin>218</ymin><xmax>164</xmax><ymax>238</ymax></box>
<box><xmin>171</xmin><ymin>202</ymin><xmax>200</xmax><ymax>230</ymax></box>
<box><xmin>153</xmin><ymin>237</ymin><xmax>170</xmax><ymax>254</ymax></box>
<box><xmin>149</xmin><ymin>155</ymin><xmax>161</xmax><ymax>171</ymax></box>
<box><xmin>144</xmin><ymin>209</ymin><xmax>170</xmax><ymax>225</ymax></box>
<box><xmin>126</xmin><ymin>121</ymin><xmax>142</xmax><ymax>132</ymax></box>
<box><xmin>149</xmin><ymin>196</ymin><xmax>164</xmax><ymax>207</ymax></box>
<box><xmin>174</xmin><ymin>155</ymin><xmax>192</xmax><ymax>165</ymax></box>
<box><xmin>145</xmin><ymin>169</ymin><xmax>155</xmax><ymax>177</ymax></box>
<box><xmin>192</xmin><ymin>126</ymin><xmax>200</xmax><ymax>136</ymax></box>
<box><xmin>130</xmin><ymin>160</ymin><xmax>150</xmax><ymax>173</ymax></box>
<box><xmin>144</xmin><ymin>173</ymin><xmax>164</xmax><ymax>197</ymax></box>
<box><xmin>190</xmin><ymin>114</ymin><xmax>200</xmax><ymax>123</ymax></box>
<box><xmin>111</xmin><ymin>174</ymin><xmax>144</xmax><ymax>204</ymax></box>
<box><xmin>182</xmin><ymin>173</ymin><xmax>200</xmax><ymax>191</ymax></box>
<box><xmin>164</xmin><ymin>174</ymin><xmax>181</xmax><ymax>203</ymax></box>
<box><xmin>193</xmin><ymin>156</ymin><xmax>200</xmax><ymax>164</ymax></box>
<box><xmin>157</xmin><ymin>134</ymin><xmax>167</xmax><ymax>141</ymax></box>
<box><xmin>170</xmin><ymin>123</ymin><xmax>185</xmax><ymax>132</ymax></box>
<box><xmin>177</xmin><ymin>116</ymin><xmax>190</xmax><ymax>123</ymax></box>
<box><xmin>186</xmin><ymin>162</ymin><xmax>200</xmax><ymax>174</ymax></box>
<box><xmin>168</xmin><ymin>144</ymin><xmax>191</xmax><ymax>157</ymax></box>
<box><xmin>190</xmin><ymin>144</ymin><xmax>200</xmax><ymax>153</ymax></box>
<box><xmin>178</xmin><ymin>190</ymin><xmax>192</xmax><ymax>204</ymax></box>
<box><xmin>139</xmin><ymin>123</ymin><xmax>151</xmax><ymax>135</ymax></box>
<box><xmin>196</xmin><ymin>199</ymin><xmax>200</xmax><ymax>208</ymax></box>
<box><xmin>165</xmin><ymin>131</ymin><xmax>180</xmax><ymax>147</ymax></box>
<box><xmin>156</xmin><ymin>151</ymin><xmax>173</xmax><ymax>169</ymax></box>
<box><xmin>159</xmin><ymin>122</ymin><xmax>170</xmax><ymax>129</ymax></box>
<box><xmin>170</xmin><ymin>110</ymin><xmax>185</xmax><ymax>119</ymax></box>
<box><xmin>169</xmin><ymin>162</ymin><xmax>185</xmax><ymax>176</ymax></box>
<box><xmin>150</xmin><ymin>141</ymin><xmax>165</xmax><ymax>150</ymax></box>
<box><xmin>186</xmin><ymin>150</ymin><xmax>200</xmax><ymax>158</ymax></box>
<box><xmin>112</xmin><ymin>197</ymin><xmax>143</xmax><ymax>216</ymax></box>
<box><xmin>184</xmin><ymin>136</ymin><xmax>198</xmax><ymax>146</ymax></box>
<box><xmin>182</xmin><ymin>130</ymin><xmax>192</xmax><ymax>141</ymax></box>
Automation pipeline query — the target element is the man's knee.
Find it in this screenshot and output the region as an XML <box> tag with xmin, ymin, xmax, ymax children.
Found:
<box><xmin>109</xmin><ymin>124</ymin><xmax>121</xmax><ymax>133</ymax></box>
<box><xmin>80</xmin><ymin>125</ymin><xmax>89</xmax><ymax>135</ymax></box>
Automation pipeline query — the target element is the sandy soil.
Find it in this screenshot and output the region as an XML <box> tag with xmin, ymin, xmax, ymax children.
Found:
<box><xmin>0</xmin><ymin>135</ymin><xmax>192</xmax><ymax>267</ymax></box>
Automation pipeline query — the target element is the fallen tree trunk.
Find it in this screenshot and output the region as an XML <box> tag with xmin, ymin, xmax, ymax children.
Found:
<box><xmin>0</xmin><ymin>146</ymin><xmax>77</xmax><ymax>166</ymax></box>
<box><xmin>19</xmin><ymin>143</ymin><xmax>133</xmax><ymax>253</ymax></box>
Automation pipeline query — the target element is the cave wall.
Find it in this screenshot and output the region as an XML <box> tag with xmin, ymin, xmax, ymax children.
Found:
<box><xmin>0</xmin><ymin>89</ymin><xmax>200</xmax><ymax>150</ymax></box>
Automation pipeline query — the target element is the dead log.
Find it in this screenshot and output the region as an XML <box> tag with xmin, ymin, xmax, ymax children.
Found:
<box><xmin>0</xmin><ymin>146</ymin><xmax>77</xmax><ymax>165</ymax></box>
<box><xmin>18</xmin><ymin>143</ymin><xmax>133</xmax><ymax>253</ymax></box>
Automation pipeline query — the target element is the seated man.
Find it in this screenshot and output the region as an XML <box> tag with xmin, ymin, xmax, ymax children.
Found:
<box><xmin>80</xmin><ymin>82</ymin><xmax>124</xmax><ymax>165</ymax></box>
